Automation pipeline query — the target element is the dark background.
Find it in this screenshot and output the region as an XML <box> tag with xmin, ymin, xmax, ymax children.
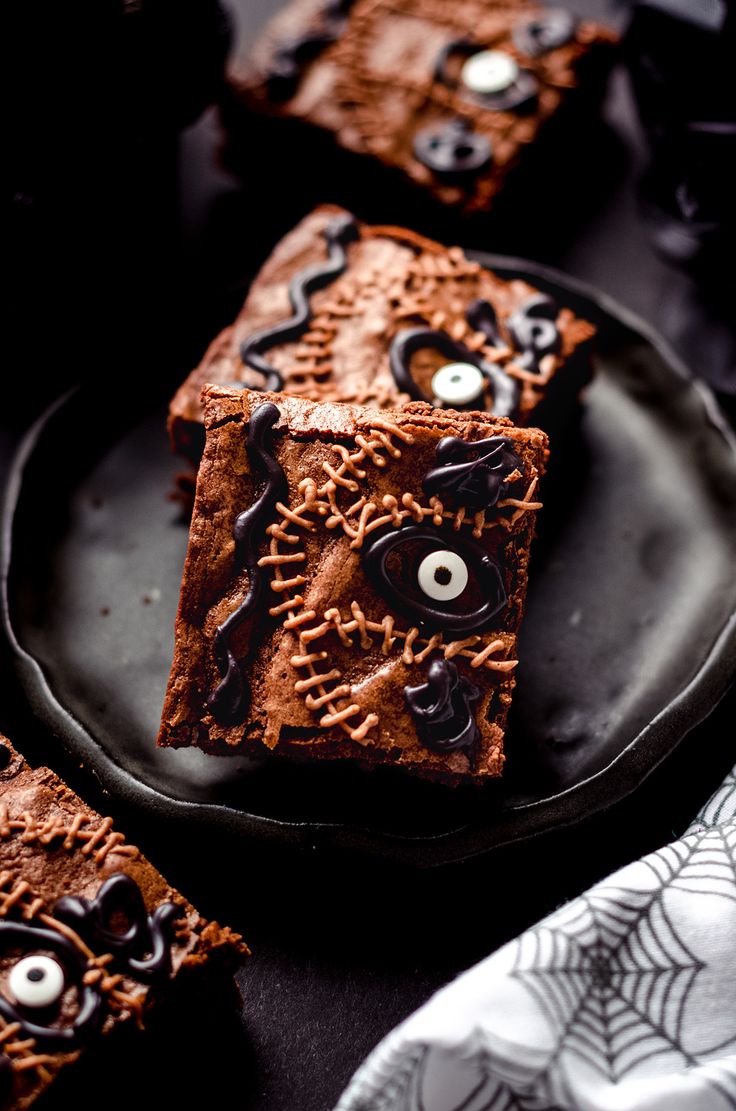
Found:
<box><xmin>4</xmin><ymin>1</ymin><xmax>735</xmax><ymax>1108</ymax></box>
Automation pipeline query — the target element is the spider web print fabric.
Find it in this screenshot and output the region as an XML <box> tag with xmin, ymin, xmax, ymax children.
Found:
<box><xmin>335</xmin><ymin>765</ymin><xmax>736</xmax><ymax>1111</ymax></box>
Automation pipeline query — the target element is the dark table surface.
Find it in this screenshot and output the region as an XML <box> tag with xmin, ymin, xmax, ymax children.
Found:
<box><xmin>4</xmin><ymin>1</ymin><xmax>735</xmax><ymax>1108</ymax></box>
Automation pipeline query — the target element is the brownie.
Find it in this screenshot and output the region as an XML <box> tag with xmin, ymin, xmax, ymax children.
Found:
<box><xmin>159</xmin><ymin>388</ymin><xmax>548</xmax><ymax>784</ymax></box>
<box><xmin>169</xmin><ymin>206</ymin><xmax>595</xmax><ymax>463</ymax></box>
<box><xmin>0</xmin><ymin>735</ymin><xmax>246</xmax><ymax>1109</ymax></box>
<box><xmin>225</xmin><ymin>0</ymin><xmax>617</xmax><ymax>221</ymax></box>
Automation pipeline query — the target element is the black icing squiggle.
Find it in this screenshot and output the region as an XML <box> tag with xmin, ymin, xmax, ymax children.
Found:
<box><xmin>405</xmin><ymin>658</ymin><xmax>481</xmax><ymax>763</ymax></box>
<box><xmin>513</xmin><ymin>9</ymin><xmax>577</xmax><ymax>57</ymax></box>
<box><xmin>264</xmin><ymin>0</ymin><xmax>354</xmax><ymax>101</ymax></box>
<box><xmin>389</xmin><ymin>324</ymin><xmax>519</xmax><ymax>418</ymax></box>
<box><xmin>506</xmin><ymin>293</ymin><xmax>560</xmax><ymax>374</ymax></box>
<box><xmin>422</xmin><ymin>436</ymin><xmax>522</xmax><ymax>512</ymax></box>
<box><xmin>0</xmin><ymin>920</ymin><xmax>104</xmax><ymax>1051</ymax></box>
<box><xmin>54</xmin><ymin>874</ymin><xmax>182</xmax><ymax>982</ymax></box>
<box><xmin>413</xmin><ymin>117</ymin><xmax>492</xmax><ymax>181</ymax></box>
<box><xmin>239</xmin><ymin>213</ymin><xmax>359</xmax><ymax>392</ymax></box>
<box><xmin>208</xmin><ymin>402</ymin><xmax>287</xmax><ymax>724</ymax></box>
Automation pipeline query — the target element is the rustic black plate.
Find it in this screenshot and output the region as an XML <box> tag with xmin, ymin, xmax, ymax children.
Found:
<box><xmin>2</xmin><ymin>258</ymin><xmax>735</xmax><ymax>867</ymax></box>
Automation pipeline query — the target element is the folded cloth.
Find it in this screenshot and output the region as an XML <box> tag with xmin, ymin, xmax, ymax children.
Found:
<box><xmin>335</xmin><ymin>765</ymin><xmax>736</xmax><ymax>1111</ymax></box>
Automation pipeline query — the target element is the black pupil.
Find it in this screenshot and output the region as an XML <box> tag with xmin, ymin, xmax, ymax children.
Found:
<box><xmin>434</xmin><ymin>566</ymin><xmax>452</xmax><ymax>586</ymax></box>
<box><xmin>451</xmin><ymin>374</ymin><xmax>462</xmax><ymax>383</ymax></box>
<box><xmin>27</xmin><ymin>968</ymin><xmax>45</xmax><ymax>982</ymax></box>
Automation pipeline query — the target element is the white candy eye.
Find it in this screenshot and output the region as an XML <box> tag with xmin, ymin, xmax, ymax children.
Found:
<box><xmin>461</xmin><ymin>50</ymin><xmax>519</xmax><ymax>95</ymax></box>
<box><xmin>8</xmin><ymin>955</ymin><xmax>65</xmax><ymax>1008</ymax></box>
<box><xmin>431</xmin><ymin>362</ymin><xmax>485</xmax><ymax>406</ymax></box>
<box><xmin>417</xmin><ymin>550</ymin><xmax>469</xmax><ymax>601</ymax></box>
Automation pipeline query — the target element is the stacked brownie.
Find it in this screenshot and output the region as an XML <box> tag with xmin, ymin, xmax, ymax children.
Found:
<box><xmin>169</xmin><ymin>206</ymin><xmax>595</xmax><ymax>463</ymax></box>
<box><xmin>225</xmin><ymin>0</ymin><xmax>617</xmax><ymax>219</ymax></box>
<box><xmin>0</xmin><ymin>735</ymin><xmax>245</xmax><ymax>1108</ymax></box>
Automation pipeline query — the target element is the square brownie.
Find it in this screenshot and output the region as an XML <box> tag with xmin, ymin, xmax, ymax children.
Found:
<box><xmin>225</xmin><ymin>0</ymin><xmax>617</xmax><ymax>217</ymax></box>
<box><xmin>159</xmin><ymin>388</ymin><xmax>548</xmax><ymax>783</ymax></box>
<box><xmin>169</xmin><ymin>206</ymin><xmax>595</xmax><ymax>463</ymax></box>
<box><xmin>0</xmin><ymin>735</ymin><xmax>246</xmax><ymax>1109</ymax></box>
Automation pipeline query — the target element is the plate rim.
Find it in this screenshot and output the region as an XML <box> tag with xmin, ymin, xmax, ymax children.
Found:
<box><xmin>2</xmin><ymin>257</ymin><xmax>736</xmax><ymax>867</ymax></box>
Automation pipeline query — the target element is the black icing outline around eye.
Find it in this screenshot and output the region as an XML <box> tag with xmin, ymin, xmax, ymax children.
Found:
<box><xmin>512</xmin><ymin>9</ymin><xmax>578</xmax><ymax>57</ymax></box>
<box><xmin>361</xmin><ymin>523</ymin><xmax>506</xmax><ymax>636</ymax></box>
<box><xmin>0</xmin><ymin>921</ymin><xmax>104</xmax><ymax>1051</ymax></box>
<box><xmin>388</xmin><ymin>326</ymin><xmax>519</xmax><ymax>418</ymax></box>
<box><xmin>433</xmin><ymin>40</ymin><xmax>538</xmax><ymax>114</ymax></box>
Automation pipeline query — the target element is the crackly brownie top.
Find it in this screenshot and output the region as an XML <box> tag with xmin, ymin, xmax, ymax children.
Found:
<box><xmin>170</xmin><ymin>206</ymin><xmax>595</xmax><ymax>432</ymax></box>
<box><xmin>161</xmin><ymin>389</ymin><xmax>548</xmax><ymax>779</ymax></box>
<box><xmin>0</xmin><ymin>736</ymin><xmax>244</xmax><ymax>1106</ymax></box>
<box><xmin>235</xmin><ymin>0</ymin><xmax>617</xmax><ymax>210</ymax></box>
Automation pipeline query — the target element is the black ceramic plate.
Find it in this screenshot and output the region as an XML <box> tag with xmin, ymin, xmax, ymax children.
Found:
<box><xmin>2</xmin><ymin>258</ymin><xmax>736</xmax><ymax>867</ymax></box>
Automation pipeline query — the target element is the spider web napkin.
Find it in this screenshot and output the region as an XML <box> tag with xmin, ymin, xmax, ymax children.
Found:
<box><xmin>335</xmin><ymin>765</ymin><xmax>736</xmax><ymax>1111</ymax></box>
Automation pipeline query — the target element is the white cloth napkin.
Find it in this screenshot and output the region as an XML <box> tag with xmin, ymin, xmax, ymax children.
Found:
<box><xmin>335</xmin><ymin>765</ymin><xmax>736</xmax><ymax>1111</ymax></box>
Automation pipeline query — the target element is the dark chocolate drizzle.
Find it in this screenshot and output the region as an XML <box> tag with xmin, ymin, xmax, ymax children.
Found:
<box><xmin>361</xmin><ymin>523</ymin><xmax>506</xmax><ymax>636</ymax></box>
<box><xmin>0</xmin><ymin>920</ymin><xmax>104</xmax><ymax>1050</ymax></box>
<box><xmin>388</xmin><ymin>321</ymin><xmax>519</xmax><ymax>417</ymax></box>
<box><xmin>239</xmin><ymin>213</ymin><xmax>359</xmax><ymax>392</ymax></box>
<box><xmin>433</xmin><ymin>40</ymin><xmax>538</xmax><ymax>113</ymax></box>
<box><xmin>405</xmin><ymin>658</ymin><xmax>481</xmax><ymax>764</ymax></box>
<box><xmin>506</xmin><ymin>293</ymin><xmax>561</xmax><ymax>373</ymax></box>
<box><xmin>54</xmin><ymin>873</ymin><xmax>182</xmax><ymax>982</ymax></box>
<box><xmin>422</xmin><ymin>436</ymin><xmax>522</xmax><ymax>512</ymax></box>
<box><xmin>413</xmin><ymin>117</ymin><xmax>492</xmax><ymax>181</ymax></box>
<box><xmin>513</xmin><ymin>9</ymin><xmax>577</xmax><ymax>57</ymax></box>
<box><xmin>208</xmin><ymin>402</ymin><xmax>287</xmax><ymax>724</ymax></box>
<box><xmin>465</xmin><ymin>297</ymin><xmax>503</xmax><ymax>347</ymax></box>
<box><xmin>264</xmin><ymin>0</ymin><xmax>354</xmax><ymax>101</ymax></box>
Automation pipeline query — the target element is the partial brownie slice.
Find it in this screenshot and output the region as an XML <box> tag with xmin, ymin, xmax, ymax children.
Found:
<box><xmin>169</xmin><ymin>206</ymin><xmax>595</xmax><ymax>463</ymax></box>
<box><xmin>159</xmin><ymin>388</ymin><xmax>548</xmax><ymax>784</ymax></box>
<box><xmin>225</xmin><ymin>0</ymin><xmax>616</xmax><ymax>219</ymax></box>
<box><xmin>0</xmin><ymin>735</ymin><xmax>246</xmax><ymax>1109</ymax></box>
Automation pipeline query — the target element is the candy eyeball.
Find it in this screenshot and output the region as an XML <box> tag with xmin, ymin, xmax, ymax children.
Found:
<box><xmin>431</xmin><ymin>362</ymin><xmax>485</xmax><ymax>406</ymax></box>
<box><xmin>461</xmin><ymin>50</ymin><xmax>519</xmax><ymax>95</ymax></box>
<box><xmin>8</xmin><ymin>955</ymin><xmax>65</xmax><ymax>1008</ymax></box>
<box><xmin>417</xmin><ymin>550</ymin><xmax>469</xmax><ymax>601</ymax></box>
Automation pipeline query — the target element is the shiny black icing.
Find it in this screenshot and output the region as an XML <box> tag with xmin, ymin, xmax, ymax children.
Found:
<box><xmin>465</xmin><ymin>298</ymin><xmax>503</xmax><ymax>347</ymax></box>
<box><xmin>0</xmin><ymin>920</ymin><xmax>104</xmax><ymax>1051</ymax></box>
<box><xmin>413</xmin><ymin>117</ymin><xmax>492</xmax><ymax>180</ymax></box>
<box><xmin>405</xmin><ymin>658</ymin><xmax>481</xmax><ymax>763</ymax></box>
<box><xmin>208</xmin><ymin>402</ymin><xmax>287</xmax><ymax>723</ymax></box>
<box><xmin>513</xmin><ymin>8</ymin><xmax>577</xmax><ymax>57</ymax></box>
<box><xmin>422</xmin><ymin>436</ymin><xmax>522</xmax><ymax>512</ymax></box>
<box><xmin>54</xmin><ymin>873</ymin><xmax>182</xmax><ymax>982</ymax></box>
<box><xmin>239</xmin><ymin>213</ymin><xmax>359</xmax><ymax>392</ymax></box>
<box><xmin>388</xmin><ymin>324</ymin><xmax>519</xmax><ymax>417</ymax></box>
<box><xmin>361</xmin><ymin>523</ymin><xmax>506</xmax><ymax>636</ymax></box>
<box><xmin>506</xmin><ymin>293</ymin><xmax>561</xmax><ymax>373</ymax></box>
<box><xmin>264</xmin><ymin>0</ymin><xmax>353</xmax><ymax>101</ymax></box>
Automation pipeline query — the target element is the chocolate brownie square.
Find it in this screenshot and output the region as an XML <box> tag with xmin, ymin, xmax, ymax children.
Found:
<box><xmin>169</xmin><ymin>206</ymin><xmax>595</xmax><ymax>463</ymax></box>
<box><xmin>159</xmin><ymin>388</ymin><xmax>548</xmax><ymax>784</ymax></box>
<box><xmin>225</xmin><ymin>0</ymin><xmax>617</xmax><ymax>218</ymax></box>
<box><xmin>0</xmin><ymin>735</ymin><xmax>246</xmax><ymax>1109</ymax></box>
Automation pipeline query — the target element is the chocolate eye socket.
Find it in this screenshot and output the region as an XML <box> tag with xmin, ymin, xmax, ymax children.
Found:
<box><xmin>362</xmin><ymin>524</ymin><xmax>506</xmax><ymax>636</ymax></box>
<box><xmin>8</xmin><ymin>954</ymin><xmax>65</xmax><ymax>1009</ymax></box>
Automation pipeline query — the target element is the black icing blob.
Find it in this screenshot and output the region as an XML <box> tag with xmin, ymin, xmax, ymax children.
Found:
<box><xmin>388</xmin><ymin>324</ymin><xmax>519</xmax><ymax>418</ymax></box>
<box><xmin>239</xmin><ymin>213</ymin><xmax>359</xmax><ymax>392</ymax></box>
<box><xmin>506</xmin><ymin>293</ymin><xmax>561</xmax><ymax>373</ymax></box>
<box><xmin>513</xmin><ymin>9</ymin><xmax>577</xmax><ymax>57</ymax></box>
<box><xmin>422</xmin><ymin>436</ymin><xmax>522</xmax><ymax>512</ymax></box>
<box><xmin>54</xmin><ymin>873</ymin><xmax>182</xmax><ymax>982</ymax></box>
<box><xmin>361</xmin><ymin>524</ymin><xmax>506</xmax><ymax>636</ymax></box>
<box><xmin>264</xmin><ymin>0</ymin><xmax>354</xmax><ymax>101</ymax></box>
<box><xmin>208</xmin><ymin>402</ymin><xmax>288</xmax><ymax>724</ymax></box>
<box><xmin>0</xmin><ymin>920</ymin><xmax>104</xmax><ymax>1051</ymax></box>
<box><xmin>413</xmin><ymin>117</ymin><xmax>492</xmax><ymax>181</ymax></box>
<box><xmin>405</xmin><ymin>658</ymin><xmax>481</xmax><ymax>761</ymax></box>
